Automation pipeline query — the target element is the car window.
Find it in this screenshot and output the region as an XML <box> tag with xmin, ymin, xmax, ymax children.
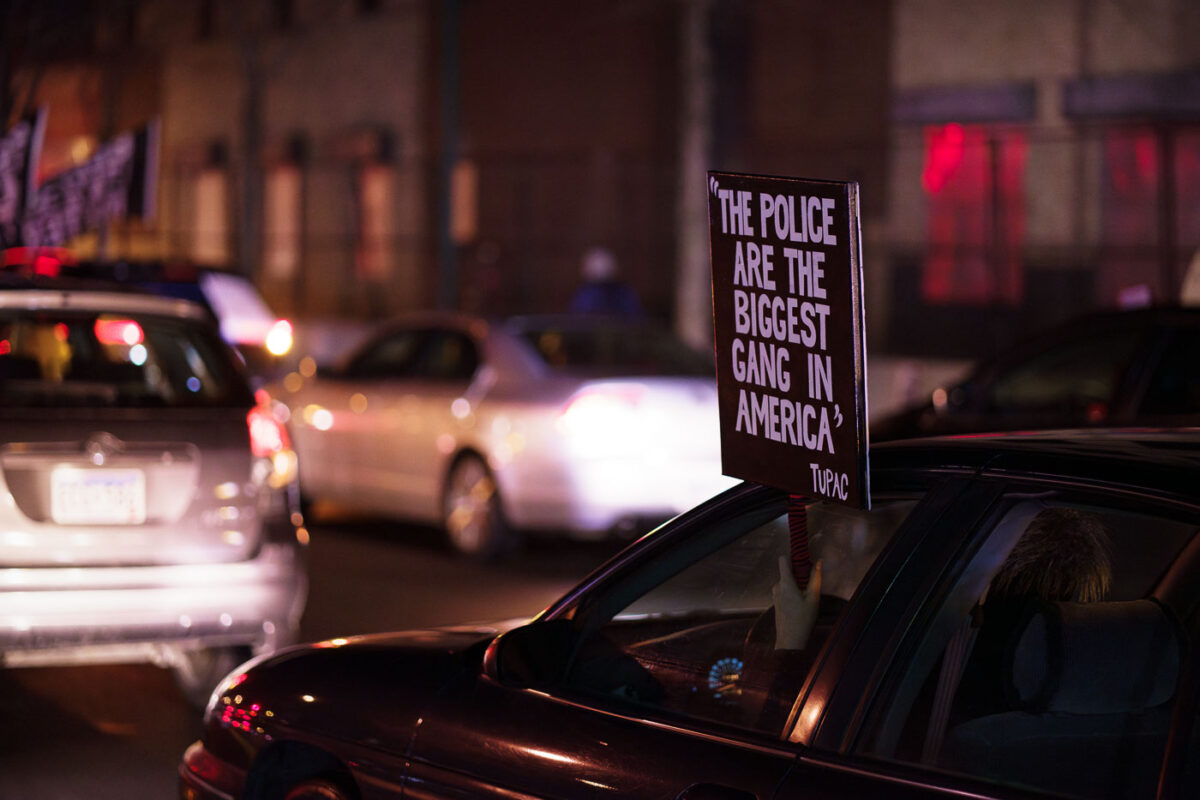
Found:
<box><xmin>342</xmin><ymin>329</ymin><xmax>423</xmax><ymax>379</ymax></box>
<box><xmin>518</xmin><ymin>323</ymin><xmax>714</xmax><ymax>377</ymax></box>
<box><xmin>0</xmin><ymin>308</ymin><xmax>252</xmax><ymax>408</ymax></box>
<box><xmin>412</xmin><ymin>330</ymin><xmax>478</xmax><ymax>382</ymax></box>
<box><xmin>855</xmin><ymin>497</ymin><xmax>1197</xmax><ymax>800</ymax></box>
<box><xmin>985</xmin><ymin>329</ymin><xmax>1141</xmax><ymax>417</ymax></box>
<box><xmin>1138</xmin><ymin>328</ymin><xmax>1200</xmax><ymax>418</ymax></box>
<box><xmin>558</xmin><ymin>494</ymin><xmax>919</xmax><ymax>736</ymax></box>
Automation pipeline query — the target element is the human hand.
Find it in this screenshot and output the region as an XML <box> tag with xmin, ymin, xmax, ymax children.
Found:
<box><xmin>773</xmin><ymin>556</ymin><xmax>822</xmax><ymax>651</ymax></box>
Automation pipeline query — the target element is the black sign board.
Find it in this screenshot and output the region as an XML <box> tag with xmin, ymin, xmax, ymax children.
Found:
<box><xmin>21</xmin><ymin>119</ymin><xmax>159</xmax><ymax>249</ymax></box>
<box><xmin>0</xmin><ymin>110</ymin><xmax>46</xmax><ymax>250</ymax></box>
<box><xmin>707</xmin><ymin>171</ymin><xmax>869</xmax><ymax>508</ymax></box>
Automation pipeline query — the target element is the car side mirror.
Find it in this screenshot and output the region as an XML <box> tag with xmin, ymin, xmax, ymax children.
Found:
<box><xmin>482</xmin><ymin>619</ymin><xmax>576</xmax><ymax>689</ymax></box>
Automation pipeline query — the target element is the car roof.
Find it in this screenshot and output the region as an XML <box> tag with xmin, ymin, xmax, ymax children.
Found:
<box><xmin>870</xmin><ymin>428</ymin><xmax>1200</xmax><ymax>502</ymax></box>
<box><xmin>0</xmin><ymin>284</ymin><xmax>212</xmax><ymax>321</ymax></box>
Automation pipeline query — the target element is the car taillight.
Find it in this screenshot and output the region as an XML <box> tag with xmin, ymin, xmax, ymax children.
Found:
<box><xmin>558</xmin><ymin>389</ymin><xmax>640</xmax><ymax>432</ymax></box>
<box><xmin>248</xmin><ymin>390</ymin><xmax>290</xmax><ymax>457</ymax></box>
<box><xmin>265</xmin><ymin>319</ymin><xmax>293</xmax><ymax>356</ymax></box>
<box><xmin>248</xmin><ymin>405</ymin><xmax>289</xmax><ymax>457</ymax></box>
<box><xmin>557</xmin><ymin>386</ymin><xmax>645</xmax><ymax>456</ymax></box>
<box><xmin>248</xmin><ymin>394</ymin><xmax>298</xmax><ymax>487</ymax></box>
<box><xmin>94</xmin><ymin>318</ymin><xmax>145</xmax><ymax>345</ymax></box>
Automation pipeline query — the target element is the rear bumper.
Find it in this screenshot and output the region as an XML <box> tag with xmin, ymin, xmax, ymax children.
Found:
<box><xmin>0</xmin><ymin>543</ymin><xmax>306</xmax><ymax>667</ymax></box>
<box><xmin>179</xmin><ymin>740</ymin><xmax>244</xmax><ymax>800</ymax></box>
<box><xmin>503</xmin><ymin>455</ymin><xmax>737</xmax><ymax>536</ymax></box>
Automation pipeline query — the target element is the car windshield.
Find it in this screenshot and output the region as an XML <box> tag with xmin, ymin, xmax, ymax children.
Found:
<box><xmin>0</xmin><ymin>308</ymin><xmax>253</xmax><ymax>408</ymax></box>
<box><xmin>515</xmin><ymin>320</ymin><xmax>715</xmax><ymax>377</ymax></box>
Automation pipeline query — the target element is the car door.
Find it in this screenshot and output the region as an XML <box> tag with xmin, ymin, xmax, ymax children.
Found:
<box><xmin>370</xmin><ymin>327</ymin><xmax>481</xmax><ymax>519</ymax></box>
<box><xmin>779</xmin><ymin>477</ymin><xmax>1200</xmax><ymax>800</ymax></box>
<box><xmin>401</xmin><ymin>478</ymin><xmax>966</xmax><ymax>799</ymax></box>
<box><xmin>289</xmin><ymin>327</ymin><xmax>423</xmax><ymax>506</ymax></box>
<box><xmin>1131</xmin><ymin>324</ymin><xmax>1200</xmax><ymax>426</ymax></box>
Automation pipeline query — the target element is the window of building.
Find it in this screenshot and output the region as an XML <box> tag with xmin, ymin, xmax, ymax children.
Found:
<box><xmin>559</xmin><ymin>496</ymin><xmax>918</xmax><ymax>736</ymax></box>
<box><xmin>1099</xmin><ymin>125</ymin><xmax>1200</xmax><ymax>307</ymax></box>
<box><xmin>264</xmin><ymin>164</ymin><xmax>302</xmax><ymax>281</ymax></box>
<box><xmin>920</xmin><ymin>123</ymin><xmax>1027</xmax><ymax>306</ymax></box>
<box><xmin>192</xmin><ymin>167</ymin><xmax>229</xmax><ymax>266</ymax></box>
<box><xmin>356</xmin><ymin>162</ymin><xmax>396</xmax><ymax>282</ymax></box>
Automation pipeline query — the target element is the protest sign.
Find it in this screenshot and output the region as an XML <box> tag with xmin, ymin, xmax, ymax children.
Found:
<box><xmin>21</xmin><ymin>119</ymin><xmax>159</xmax><ymax>248</ymax></box>
<box><xmin>0</xmin><ymin>110</ymin><xmax>47</xmax><ymax>249</ymax></box>
<box><xmin>708</xmin><ymin>171</ymin><xmax>869</xmax><ymax>508</ymax></box>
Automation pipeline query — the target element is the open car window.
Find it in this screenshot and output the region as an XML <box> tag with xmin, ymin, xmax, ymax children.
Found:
<box><xmin>557</xmin><ymin>494</ymin><xmax>920</xmax><ymax>737</ymax></box>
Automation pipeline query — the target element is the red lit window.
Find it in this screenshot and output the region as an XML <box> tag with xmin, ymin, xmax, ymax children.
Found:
<box><xmin>1098</xmin><ymin>126</ymin><xmax>1200</xmax><ymax>306</ymax></box>
<box><xmin>921</xmin><ymin>124</ymin><xmax>1027</xmax><ymax>305</ymax></box>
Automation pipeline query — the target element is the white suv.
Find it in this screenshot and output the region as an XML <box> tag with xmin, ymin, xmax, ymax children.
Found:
<box><xmin>0</xmin><ymin>277</ymin><xmax>307</xmax><ymax>703</ymax></box>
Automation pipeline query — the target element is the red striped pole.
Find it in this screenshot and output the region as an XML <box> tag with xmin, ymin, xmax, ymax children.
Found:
<box><xmin>787</xmin><ymin>494</ymin><xmax>812</xmax><ymax>589</ymax></box>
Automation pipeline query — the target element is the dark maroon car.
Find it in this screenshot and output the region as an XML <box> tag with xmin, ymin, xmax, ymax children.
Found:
<box><xmin>181</xmin><ymin>431</ymin><xmax>1200</xmax><ymax>800</ymax></box>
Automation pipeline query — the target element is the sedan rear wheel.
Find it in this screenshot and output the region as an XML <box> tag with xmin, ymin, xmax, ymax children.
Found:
<box><xmin>284</xmin><ymin>777</ymin><xmax>352</xmax><ymax>800</ymax></box>
<box><xmin>442</xmin><ymin>454</ymin><xmax>514</xmax><ymax>560</ymax></box>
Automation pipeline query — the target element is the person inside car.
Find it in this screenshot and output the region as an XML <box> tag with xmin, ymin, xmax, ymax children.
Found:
<box><xmin>953</xmin><ymin>507</ymin><xmax>1114</xmax><ymax>722</ymax></box>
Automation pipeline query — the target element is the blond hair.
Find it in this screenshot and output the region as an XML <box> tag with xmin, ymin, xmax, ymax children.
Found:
<box><xmin>990</xmin><ymin>508</ymin><xmax>1112</xmax><ymax>603</ymax></box>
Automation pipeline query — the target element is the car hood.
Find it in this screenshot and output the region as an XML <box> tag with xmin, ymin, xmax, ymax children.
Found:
<box><xmin>207</xmin><ymin>619</ymin><xmax>528</xmax><ymax>759</ymax></box>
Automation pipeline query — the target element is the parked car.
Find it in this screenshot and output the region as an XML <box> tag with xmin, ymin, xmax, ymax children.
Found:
<box><xmin>0</xmin><ymin>273</ymin><xmax>307</xmax><ymax>704</ymax></box>
<box><xmin>2</xmin><ymin>250</ymin><xmax>295</xmax><ymax>385</ymax></box>
<box><xmin>270</xmin><ymin>312</ymin><xmax>735</xmax><ymax>558</ymax></box>
<box><xmin>873</xmin><ymin>306</ymin><xmax>1200</xmax><ymax>440</ymax></box>
<box><xmin>180</xmin><ymin>429</ymin><xmax>1200</xmax><ymax>800</ymax></box>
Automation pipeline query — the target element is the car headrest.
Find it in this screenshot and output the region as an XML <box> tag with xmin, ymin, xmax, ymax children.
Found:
<box><xmin>1008</xmin><ymin>599</ymin><xmax>1181</xmax><ymax>715</ymax></box>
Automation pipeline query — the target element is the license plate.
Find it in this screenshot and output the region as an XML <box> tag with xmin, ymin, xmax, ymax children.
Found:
<box><xmin>50</xmin><ymin>467</ymin><xmax>147</xmax><ymax>525</ymax></box>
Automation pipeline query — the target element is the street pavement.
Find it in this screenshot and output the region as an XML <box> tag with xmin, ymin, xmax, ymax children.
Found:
<box><xmin>0</xmin><ymin>515</ymin><xmax>622</xmax><ymax>799</ymax></box>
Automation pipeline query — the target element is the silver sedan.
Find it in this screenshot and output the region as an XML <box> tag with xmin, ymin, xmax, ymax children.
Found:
<box><xmin>271</xmin><ymin>312</ymin><xmax>735</xmax><ymax>558</ymax></box>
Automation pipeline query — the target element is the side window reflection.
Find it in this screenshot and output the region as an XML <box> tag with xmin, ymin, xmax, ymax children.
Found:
<box><xmin>986</xmin><ymin>330</ymin><xmax>1139</xmax><ymax>417</ymax></box>
<box><xmin>563</xmin><ymin>497</ymin><xmax>917</xmax><ymax>736</ymax></box>
<box><xmin>858</xmin><ymin>500</ymin><xmax>1197</xmax><ymax>800</ymax></box>
<box><xmin>344</xmin><ymin>330</ymin><xmax>422</xmax><ymax>379</ymax></box>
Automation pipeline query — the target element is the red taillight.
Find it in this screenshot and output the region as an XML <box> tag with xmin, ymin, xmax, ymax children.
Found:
<box><xmin>557</xmin><ymin>387</ymin><xmax>643</xmax><ymax>433</ymax></box>
<box><xmin>247</xmin><ymin>400</ymin><xmax>290</xmax><ymax>458</ymax></box>
<box><xmin>94</xmin><ymin>318</ymin><xmax>144</xmax><ymax>345</ymax></box>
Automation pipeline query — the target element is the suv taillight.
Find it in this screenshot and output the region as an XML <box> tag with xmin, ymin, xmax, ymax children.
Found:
<box><xmin>248</xmin><ymin>405</ymin><xmax>289</xmax><ymax>457</ymax></box>
<box><xmin>248</xmin><ymin>392</ymin><xmax>297</xmax><ymax>487</ymax></box>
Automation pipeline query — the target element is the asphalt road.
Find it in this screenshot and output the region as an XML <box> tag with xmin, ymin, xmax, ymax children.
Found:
<box><xmin>0</xmin><ymin>515</ymin><xmax>624</xmax><ymax>799</ymax></box>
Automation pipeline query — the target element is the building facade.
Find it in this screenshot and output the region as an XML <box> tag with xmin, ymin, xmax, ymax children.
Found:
<box><xmin>10</xmin><ymin>0</ymin><xmax>1199</xmax><ymax>363</ymax></box>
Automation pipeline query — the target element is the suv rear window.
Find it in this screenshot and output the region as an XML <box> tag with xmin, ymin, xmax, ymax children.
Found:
<box><xmin>0</xmin><ymin>309</ymin><xmax>253</xmax><ymax>408</ymax></box>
